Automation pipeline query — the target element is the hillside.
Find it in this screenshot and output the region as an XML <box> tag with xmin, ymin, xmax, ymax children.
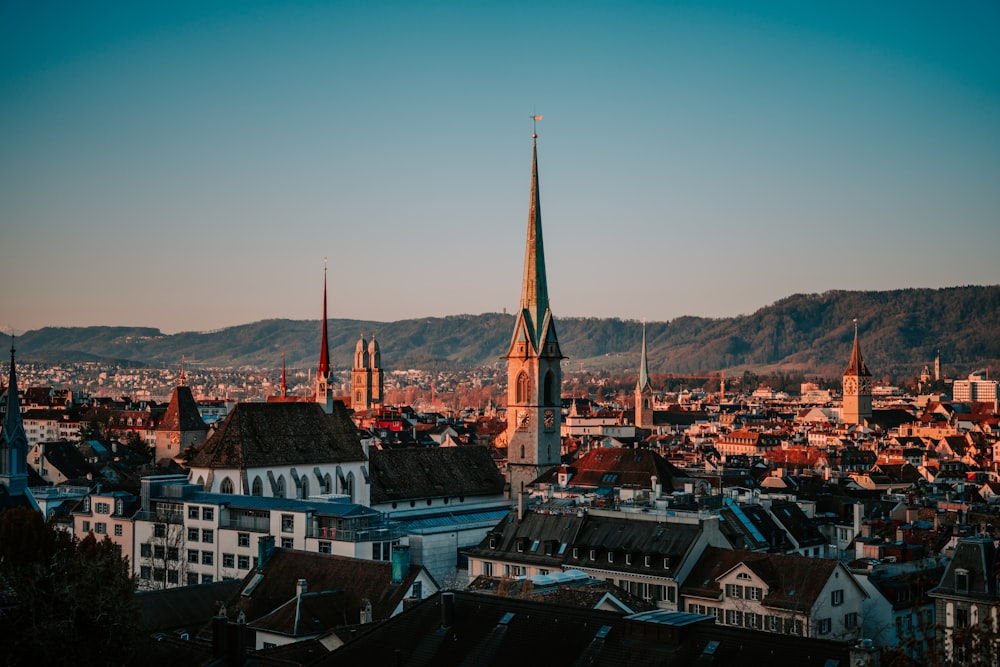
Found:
<box><xmin>11</xmin><ymin>286</ymin><xmax>1000</xmax><ymax>381</ymax></box>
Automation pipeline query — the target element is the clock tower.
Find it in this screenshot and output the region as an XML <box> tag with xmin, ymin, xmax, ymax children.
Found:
<box><xmin>505</xmin><ymin>131</ymin><xmax>563</xmax><ymax>497</ymax></box>
<box><xmin>842</xmin><ymin>321</ymin><xmax>873</xmax><ymax>425</ymax></box>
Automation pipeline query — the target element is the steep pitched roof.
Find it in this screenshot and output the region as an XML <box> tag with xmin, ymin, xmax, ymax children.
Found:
<box><xmin>536</xmin><ymin>448</ymin><xmax>682</xmax><ymax>490</ymax></box>
<box><xmin>369</xmin><ymin>446</ymin><xmax>505</xmax><ymax>503</ymax></box>
<box><xmin>843</xmin><ymin>326</ymin><xmax>872</xmax><ymax>377</ymax></box>
<box><xmin>188</xmin><ymin>401</ymin><xmax>364</xmax><ymax>469</ymax></box>
<box><xmin>157</xmin><ymin>385</ymin><xmax>207</xmax><ymax>432</ymax></box>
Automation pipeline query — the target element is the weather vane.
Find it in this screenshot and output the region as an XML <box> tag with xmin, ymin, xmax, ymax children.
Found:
<box><xmin>531</xmin><ymin>113</ymin><xmax>542</xmax><ymax>138</ymax></box>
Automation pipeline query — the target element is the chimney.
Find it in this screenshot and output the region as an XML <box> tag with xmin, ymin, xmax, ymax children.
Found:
<box><xmin>226</xmin><ymin>616</ymin><xmax>247</xmax><ymax>667</ymax></box>
<box><xmin>391</xmin><ymin>545</ymin><xmax>411</xmax><ymax>584</ymax></box>
<box><xmin>257</xmin><ymin>535</ymin><xmax>275</xmax><ymax>571</ymax></box>
<box><xmin>854</xmin><ymin>502</ymin><xmax>863</xmax><ymax>538</ymax></box>
<box><xmin>849</xmin><ymin>639</ymin><xmax>880</xmax><ymax>667</ymax></box>
<box><xmin>212</xmin><ymin>614</ymin><xmax>228</xmax><ymax>660</ymax></box>
<box><xmin>441</xmin><ymin>592</ymin><xmax>455</xmax><ymax>630</ymax></box>
<box><xmin>296</xmin><ymin>578</ymin><xmax>307</xmax><ymax>598</ymax></box>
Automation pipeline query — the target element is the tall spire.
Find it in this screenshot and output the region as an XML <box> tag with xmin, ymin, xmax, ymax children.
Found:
<box><xmin>318</xmin><ymin>260</ymin><xmax>331</xmax><ymax>379</ymax></box>
<box><xmin>844</xmin><ymin>319</ymin><xmax>871</xmax><ymax>377</ymax></box>
<box><xmin>280</xmin><ymin>351</ymin><xmax>287</xmax><ymax>398</ymax></box>
<box><xmin>637</xmin><ymin>323</ymin><xmax>651</xmax><ymax>392</ymax></box>
<box><xmin>1</xmin><ymin>337</ymin><xmax>28</xmax><ymax>494</ymax></box>
<box><xmin>518</xmin><ymin>133</ymin><xmax>550</xmax><ymax>347</ymax></box>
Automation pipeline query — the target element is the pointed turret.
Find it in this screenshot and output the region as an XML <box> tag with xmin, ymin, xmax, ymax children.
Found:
<box><xmin>318</xmin><ymin>263</ymin><xmax>331</xmax><ymax>380</ymax></box>
<box><xmin>518</xmin><ymin>138</ymin><xmax>550</xmax><ymax>349</ymax></box>
<box><xmin>635</xmin><ymin>325</ymin><xmax>653</xmax><ymax>429</ymax></box>
<box><xmin>1</xmin><ymin>338</ymin><xmax>29</xmax><ymax>496</ymax></box>
<box><xmin>637</xmin><ymin>325</ymin><xmax>651</xmax><ymax>393</ymax></box>
<box><xmin>280</xmin><ymin>352</ymin><xmax>288</xmax><ymax>398</ymax></box>
<box><xmin>843</xmin><ymin>323</ymin><xmax>871</xmax><ymax>378</ymax></box>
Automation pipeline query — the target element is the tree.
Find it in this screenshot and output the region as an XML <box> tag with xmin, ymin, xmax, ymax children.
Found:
<box><xmin>0</xmin><ymin>507</ymin><xmax>141</xmax><ymax>666</ymax></box>
<box><xmin>137</xmin><ymin>519</ymin><xmax>189</xmax><ymax>590</ymax></box>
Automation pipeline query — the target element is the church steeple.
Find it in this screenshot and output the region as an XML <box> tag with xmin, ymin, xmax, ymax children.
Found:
<box><xmin>505</xmin><ymin>127</ymin><xmax>563</xmax><ymax>497</ymax></box>
<box><xmin>843</xmin><ymin>321</ymin><xmax>871</xmax><ymax>378</ymax></box>
<box><xmin>1</xmin><ymin>337</ymin><xmax>29</xmax><ymax>496</ymax></box>
<box><xmin>318</xmin><ymin>261</ymin><xmax>331</xmax><ymax>380</ymax></box>
<box><xmin>637</xmin><ymin>324</ymin><xmax>651</xmax><ymax>393</ymax></box>
<box><xmin>842</xmin><ymin>320</ymin><xmax>873</xmax><ymax>425</ymax></box>
<box><xmin>635</xmin><ymin>324</ymin><xmax>653</xmax><ymax>429</ymax></box>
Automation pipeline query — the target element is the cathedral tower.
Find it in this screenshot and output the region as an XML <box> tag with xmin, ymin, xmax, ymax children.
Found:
<box><xmin>315</xmin><ymin>263</ymin><xmax>335</xmax><ymax>414</ymax></box>
<box><xmin>635</xmin><ymin>324</ymin><xmax>654</xmax><ymax>429</ymax></box>
<box><xmin>0</xmin><ymin>339</ymin><xmax>29</xmax><ymax>496</ymax></box>
<box><xmin>842</xmin><ymin>321</ymin><xmax>873</xmax><ymax>425</ymax></box>
<box><xmin>505</xmin><ymin>131</ymin><xmax>563</xmax><ymax>496</ymax></box>
<box><xmin>350</xmin><ymin>333</ymin><xmax>383</xmax><ymax>411</ymax></box>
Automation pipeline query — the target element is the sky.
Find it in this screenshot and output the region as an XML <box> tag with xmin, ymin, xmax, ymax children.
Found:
<box><xmin>1</xmin><ymin>1</ymin><xmax>998</xmax><ymax>335</ymax></box>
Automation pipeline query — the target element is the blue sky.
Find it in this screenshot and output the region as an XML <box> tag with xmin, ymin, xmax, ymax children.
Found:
<box><xmin>2</xmin><ymin>1</ymin><xmax>998</xmax><ymax>334</ymax></box>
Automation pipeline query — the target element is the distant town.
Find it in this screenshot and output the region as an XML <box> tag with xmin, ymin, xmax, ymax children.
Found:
<box><xmin>2</xmin><ymin>141</ymin><xmax>998</xmax><ymax>666</ymax></box>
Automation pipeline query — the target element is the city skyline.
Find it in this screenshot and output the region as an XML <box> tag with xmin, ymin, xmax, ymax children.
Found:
<box><xmin>2</xmin><ymin>1</ymin><xmax>998</xmax><ymax>335</ymax></box>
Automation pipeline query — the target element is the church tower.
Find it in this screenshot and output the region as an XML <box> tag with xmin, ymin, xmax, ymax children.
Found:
<box><xmin>0</xmin><ymin>339</ymin><xmax>29</xmax><ymax>496</ymax></box>
<box><xmin>635</xmin><ymin>324</ymin><xmax>654</xmax><ymax>429</ymax></box>
<box><xmin>505</xmin><ymin>130</ymin><xmax>563</xmax><ymax>497</ymax></box>
<box><xmin>315</xmin><ymin>263</ymin><xmax>335</xmax><ymax>414</ymax></box>
<box><xmin>352</xmin><ymin>334</ymin><xmax>385</xmax><ymax>411</ymax></box>
<box><xmin>842</xmin><ymin>321</ymin><xmax>873</xmax><ymax>425</ymax></box>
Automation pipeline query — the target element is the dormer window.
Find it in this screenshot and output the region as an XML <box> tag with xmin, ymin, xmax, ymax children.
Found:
<box><xmin>956</xmin><ymin>569</ymin><xmax>969</xmax><ymax>593</ymax></box>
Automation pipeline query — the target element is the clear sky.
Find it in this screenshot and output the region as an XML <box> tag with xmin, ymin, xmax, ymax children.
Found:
<box><xmin>2</xmin><ymin>0</ymin><xmax>998</xmax><ymax>334</ymax></box>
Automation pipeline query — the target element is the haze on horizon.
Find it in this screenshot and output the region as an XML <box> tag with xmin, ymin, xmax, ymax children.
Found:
<box><xmin>2</xmin><ymin>1</ymin><xmax>998</xmax><ymax>336</ymax></box>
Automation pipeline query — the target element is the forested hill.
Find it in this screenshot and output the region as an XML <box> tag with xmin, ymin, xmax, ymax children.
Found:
<box><xmin>11</xmin><ymin>286</ymin><xmax>1000</xmax><ymax>381</ymax></box>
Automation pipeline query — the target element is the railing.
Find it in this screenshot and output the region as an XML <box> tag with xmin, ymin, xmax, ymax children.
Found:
<box><xmin>221</xmin><ymin>516</ymin><xmax>271</xmax><ymax>533</ymax></box>
<box><xmin>134</xmin><ymin>510</ymin><xmax>184</xmax><ymax>524</ymax></box>
<box><xmin>313</xmin><ymin>524</ymin><xmax>404</xmax><ymax>543</ymax></box>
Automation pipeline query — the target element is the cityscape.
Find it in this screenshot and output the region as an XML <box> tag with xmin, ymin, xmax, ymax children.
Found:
<box><xmin>2</xmin><ymin>2</ymin><xmax>999</xmax><ymax>666</ymax></box>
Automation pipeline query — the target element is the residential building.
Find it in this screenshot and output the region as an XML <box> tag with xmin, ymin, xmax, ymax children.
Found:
<box><xmin>929</xmin><ymin>536</ymin><xmax>1000</xmax><ymax>664</ymax></box>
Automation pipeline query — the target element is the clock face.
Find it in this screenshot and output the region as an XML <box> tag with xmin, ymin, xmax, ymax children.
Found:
<box><xmin>517</xmin><ymin>409</ymin><xmax>530</xmax><ymax>429</ymax></box>
<box><xmin>544</xmin><ymin>409</ymin><xmax>555</xmax><ymax>428</ymax></box>
<box><xmin>843</xmin><ymin>377</ymin><xmax>858</xmax><ymax>394</ymax></box>
<box><xmin>860</xmin><ymin>378</ymin><xmax>871</xmax><ymax>393</ymax></box>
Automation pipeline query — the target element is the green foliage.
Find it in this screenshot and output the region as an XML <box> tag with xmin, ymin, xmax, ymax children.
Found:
<box><xmin>12</xmin><ymin>286</ymin><xmax>1000</xmax><ymax>381</ymax></box>
<box><xmin>0</xmin><ymin>507</ymin><xmax>141</xmax><ymax>666</ymax></box>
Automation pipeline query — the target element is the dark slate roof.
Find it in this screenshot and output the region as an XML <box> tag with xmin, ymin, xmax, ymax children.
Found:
<box><xmin>136</xmin><ymin>579</ymin><xmax>243</xmax><ymax>633</ymax></box>
<box><xmin>467</xmin><ymin>574</ymin><xmax>657</xmax><ymax>613</ymax></box>
<box><xmin>157</xmin><ymin>385</ymin><xmax>207</xmax><ymax>433</ymax></box>
<box><xmin>563</xmin><ymin>514</ymin><xmax>702</xmax><ymax>577</ymax></box>
<box><xmin>229</xmin><ymin>548</ymin><xmax>418</xmax><ymax>625</ymax></box>
<box><xmin>931</xmin><ymin>536</ymin><xmax>999</xmax><ymax>600</ymax></box>
<box><xmin>188</xmin><ymin>402</ymin><xmax>364</xmax><ymax>469</ymax></box>
<box><xmin>314</xmin><ymin>590</ymin><xmax>854</xmax><ymax>667</ymax></box>
<box><xmin>868</xmin><ymin>409</ymin><xmax>917</xmax><ymax>431</ymax></box>
<box><xmin>248</xmin><ymin>589</ymin><xmax>348</xmax><ymax>638</ymax></box>
<box><xmin>681</xmin><ymin>546</ymin><xmax>843</xmax><ymax>611</ymax></box>
<box><xmin>767</xmin><ymin>501</ymin><xmax>828</xmax><ymax>548</ymax></box>
<box><xmin>465</xmin><ymin>510</ymin><xmax>584</xmax><ymax>568</ymax></box>
<box><xmin>38</xmin><ymin>441</ymin><xmax>97</xmax><ymax>480</ymax></box>
<box><xmin>369</xmin><ymin>446</ymin><xmax>505</xmax><ymax>503</ymax></box>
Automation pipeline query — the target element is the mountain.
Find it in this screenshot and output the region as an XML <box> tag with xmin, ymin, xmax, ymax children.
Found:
<box><xmin>11</xmin><ymin>286</ymin><xmax>1000</xmax><ymax>380</ymax></box>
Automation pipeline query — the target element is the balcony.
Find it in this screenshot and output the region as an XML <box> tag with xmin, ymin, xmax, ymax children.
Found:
<box><xmin>134</xmin><ymin>510</ymin><xmax>184</xmax><ymax>524</ymax></box>
<box><xmin>221</xmin><ymin>516</ymin><xmax>271</xmax><ymax>533</ymax></box>
<box><xmin>314</xmin><ymin>523</ymin><xmax>403</xmax><ymax>543</ymax></box>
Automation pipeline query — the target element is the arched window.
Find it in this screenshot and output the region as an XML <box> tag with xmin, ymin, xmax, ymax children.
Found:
<box><xmin>520</xmin><ymin>445</ymin><xmax>526</xmax><ymax>460</ymax></box>
<box><xmin>543</xmin><ymin>370</ymin><xmax>555</xmax><ymax>406</ymax></box>
<box><xmin>301</xmin><ymin>476</ymin><xmax>310</xmax><ymax>499</ymax></box>
<box><xmin>346</xmin><ymin>472</ymin><xmax>355</xmax><ymax>503</ymax></box>
<box><xmin>196</xmin><ymin>476</ymin><xmax>205</xmax><ymax>488</ymax></box>
<box><xmin>252</xmin><ymin>476</ymin><xmax>263</xmax><ymax>497</ymax></box>
<box><xmin>516</xmin><ymin>371</ymin><xmax>530</xmax><ymax>404</ymax></box>
<box><xmin>220</xmin><ymin>477</ymin><xmax>234</xmax><ymax>494</ymax></box>
<box><xmin>323</xmin><ymin>473</ymin><xmax>333</xmax><ymax>495</ymax></box>
<box><xmin>276</xmin><ymin>476</ymin><xmax>286</xmax><ymax>499</ymax></box>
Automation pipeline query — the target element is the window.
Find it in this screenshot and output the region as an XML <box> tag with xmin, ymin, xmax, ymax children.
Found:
<box><xmin>140</xmin><ymin>566</ymin><xmax>151</xmax><ymax>580</ymax></box>
<box><xmin>202</xmin><ymin>574</ymin><xmax>213</xmax><ymax>584</ymax></box>
<box><xmin>726</xmin><ymin>584</ymin><xmax>743</xmax><ymax>599</ymax></box>
<box><xmin>765</xmin><ymin>616</ymin><xmax>781</xmax><ymax>632</ymax></box>
<box><xmin>251</xmin><ymin>476</ymin><xmax>263</xmax><ymax>497</ymax></box>
<box><xmin>726</xmin><ymin>610</ymin><xmax>743</xmax><ymax>626</ymax></box>
<box><xmin>238</xmin><ymin>555</ymin><xmax>250</xmax><ymax>570</ymax></box>
<box><xmin>154</xmin><ymin>545</ymin><xmax>165</xmax><ymax>560</ymax></box>
<box><xmin>747</xmin><ymin>613</ymin><xmax>762</xmax><ymax>630</ymax></box>
<box><xmin>222</xmin><ymin>554</ymin><xmax>234</xmax><ymax>569</ymax></box>
<box><xmin>956</xmin><ymin>569</ymin><xmax>969</xmax><ymax>593</ymax></box>
<box><xmin>748</xmin><ymin>586</ymin><xmax>762</xmax><ymax>600</ymax></box>
<box><xmin>831</xmin><ymin>589</ymin><xmax>844</xmax><ymax>606</ymax></box>
<box><xmin>114</xmin><ymin>524</ymin><xmax>123</xmax><ymax>537</ymax></box>
<box><xmin>188</xmin><ymin>507</ymin><xmax>199</xmax><ymax>520</ymax></box>
<box><xmin>818</xmin><ymin>618</ymin><xmax>832</xmax><ymax>635</ymax></box>
<box><xmin>187</xmin><ymin>528</ymin><xmax>199</xmax><ymax>542</ymax></box>
<box><xmin>187</xmin><ymin>549</ymin><xmax>199</xmax><ymax>563</ymax></box>
<box><xmin>281</xmin><ymin>514</ymin><xmax>294</xmax><ymax>533</ymax></box>
<box><xmin>154</xmin><ymin>523</ymin><xmax>166</xmax><ymax>538</ymax></box>
<box><xmin>202</xmin><ymin>507</ymin><xmax>214</xmax><ymax>521</ymax></box>
<box><xmin>482</xmin><ymin>562</ymin><xmax>494</xmax><ymax>576</ymax></box>
<box><xmin>957</xmin><ymin>608</ymin><xmax>969</xmax><ymax>629</ymax></box>
<box><xmin>95</xmin><ymin>502</ymin><xmax>110</xmax><ymax>514</ymax></box>
<box><xmin>167</xmin><ymin>547</ymin><xmax>178</xmax><ymax>561</ymax></box>
<box><xmin>319</xmin><ymin>541</ymin><xmax>331</xmax><ymax>554</ymax></box>
<box><xmin>82</xmin><ymin>520</ymin><xmax>90</xmax><ymax>532</ymax></box>
<box><xmin>167</xmin><ymin>570</ymin><xmax>179</xmax><ymax>584</ymax></box>
<box><xmin>187</xmin><ymin>573</ymin><xmax>199</xmax><ymax>586</ymax></box>
<box><xmin>140</xmin><ymin>544</ymin><xmax>152</xmax><ymax>558</ymax></box>
<box><xmin>220</xmin><ymin>478</ymin><xmax>234</xmax><ymax>494</ymax></box>
<box><xmin>202</xmin><ymin>551</ymin><xmax>213</xmax><ymax>565</ymax></box>
<box><xmin>95</xmin><ymin>522</ymin><xmax>106</xmax><ymax>534</ymax></box>
<box><xmin>153</xmin><ymin>568</ymin><xmax>165</xmax><ymax>582</ymax></box>
<box><xmin>238</xmin><ymin>532</ymin><xmax>250</xmax><ymax>548</ymax></box>
<box><xmin>786</xmin><ymin>618</ymin><xmax>803</xmax><ymax>636</ymax></box>
<box><xmin>281</xmin><ymin>537</ymin><xmax>294</xmax><ymax>549</ymax></box>
<box><xmin>202</xmin><ymin>529</ymin><xmax>213</xmax><ymax>544</ymax></box>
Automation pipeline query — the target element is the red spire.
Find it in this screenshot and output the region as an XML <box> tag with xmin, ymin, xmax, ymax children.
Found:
<box><xmin>318</xmin><ymin>262</ymin><xmax>331</xmax><ymax>378</ymax></box>
<box><xmin>280</xmin><ymin>351</ymin><xmax>288</xmax><ymax>397</ymax></box>
<box><xmin>844</xmin><ymin>320</ymin><xmax>871</xmax><ymax>377</ymax></box>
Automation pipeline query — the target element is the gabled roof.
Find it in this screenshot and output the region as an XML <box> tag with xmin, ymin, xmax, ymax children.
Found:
<box><xmin>465</xmin><ymin>510</ymin><xmax>584</xmax><ymax>567</ymax></box>
<box><xmin>230</xmin><ymin>549</ymin><xmax>419</xmax><ymax>625</ymax></box>
<box><xmin>36</xmin><ymin>441</ymin><xmax>96</xmax><ymax>481</ymax></box>
<box><xmin>248</xmin><ymin>589</ymin><xmax>347</xmax><ymax>638</ymax></box>
<box><xmin>536</xmin><ymin>448</ymin><xmax>682</xmax><ymax>490</ymax></box>
<box><xmin>136</xmin><ymin>579</ymin><xmax>243</xmax><ymax>633</ymax></box>
<box><xmin>369</xmin><ymin>446</ymin><xmax>505</xmax><ymax>503</ymax></box>
<box><xmin>188</xmin><ymin>401</ymin><xmax>364</xmax><ymax>469</ymax></box>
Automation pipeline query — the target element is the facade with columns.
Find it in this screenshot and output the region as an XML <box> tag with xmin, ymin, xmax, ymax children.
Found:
<box><xmin>505</xmin><ymin>134</ymin><xmax>563</xmax><ymax>497</ymax></box>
